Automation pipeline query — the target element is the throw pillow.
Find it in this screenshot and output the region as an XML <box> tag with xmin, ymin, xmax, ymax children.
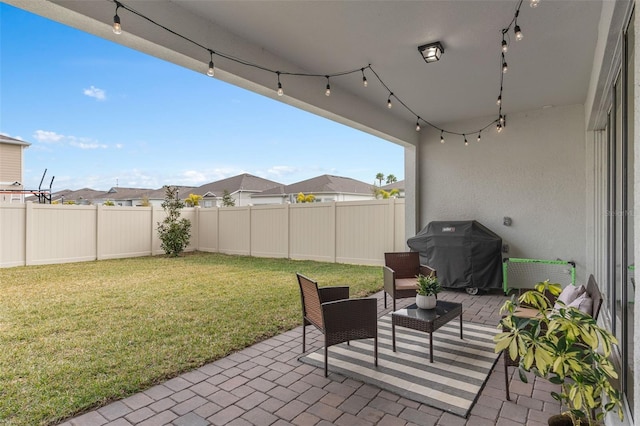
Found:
<box><xmin>553</xmin><ymin>284</ymin><xmax>586</xmax><ymax>310</ymax></box>
<box><xmin>567</xmin><ymin>292</ymin><xmax>594</xmax><ymax>315</ymax></box>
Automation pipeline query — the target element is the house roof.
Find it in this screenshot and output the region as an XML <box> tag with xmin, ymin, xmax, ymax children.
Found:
<box><xmin>0</xmin><ymin>134</ymin><xmax>31</xmax><ymax>147</ymax></box>
<box><xmin>257</xmin><ymin>175</ymin><xmax>373</xmax><ymax>197</ymax></box>
<box><xmin>145</xmin><ymin>186</ymin><xmax>199</xmax><ymax>200</ymax></box>
<box><xmin>381</xmin><ymin>180</ymin><xmax>404</xmax><ymax>191</ymax></box>
<box><xmin>194</xmin><ymin>173</ymin><xmax>282</xmax><ymax>197</ymax></box>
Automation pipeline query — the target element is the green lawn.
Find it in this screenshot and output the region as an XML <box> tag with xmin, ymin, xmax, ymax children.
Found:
<box><xmin>0</xmin><ymin>252</ymin><xmax>383</xmax><ymax>425</ymax></box>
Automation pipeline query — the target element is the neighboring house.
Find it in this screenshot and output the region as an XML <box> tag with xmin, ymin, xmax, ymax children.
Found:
<box><xmin>194</xmin><ymin>173</ymin><xmax>283</xmax><ymax>207</ymax></box>
<box><xmin>0</xmin><ymin>135</ymin><xmax>31</xmax><ymax>203</ymax></box>
<box><xmin>253</xmin><ymin>175</ymin><xmax>376</xmax><ymax>204</ymax></box>
<box><xmin>100</xmin><ymin>186</ymin><xmax>198</xmax><ymax>207</ymax></box>
<box><xmin>48</xmin><ymin>188</ymin><xmax>104</xmax><ymax>205</ymax></box>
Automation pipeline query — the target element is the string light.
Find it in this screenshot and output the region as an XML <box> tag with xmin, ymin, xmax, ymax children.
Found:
<box><xmin>276</xmin><ymin>71</ymin><xmax>283</xmax><ymax>96</ymax></box>
<box><xmin>464</xmin><ymin>135</ymin><xmax>469</xmax><ymax>146</ymax></box>
<box><xmin>514</xmin><ymin>25</ymin><xmax>523</xmax><ymax>41</ymax></box>
<box><xmin>106</xmin><ymin>0</ymin><xmax>536</xmax><ymax>148</ymax></box>
<box><xmin>112</xmin><ymin>2</ymin><xmax>122</xmax><ymax>35</ymax></box>
<box><xmin>207</xmin><ymin>50</ymin><xmax>215</xmax><ymax>77</ymax></box>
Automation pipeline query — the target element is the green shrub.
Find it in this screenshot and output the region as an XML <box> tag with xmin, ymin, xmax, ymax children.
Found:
<box><xmin>157</xmin><ymin>186</ymin><xmax>191</xmax><ymax>257</ymax></box>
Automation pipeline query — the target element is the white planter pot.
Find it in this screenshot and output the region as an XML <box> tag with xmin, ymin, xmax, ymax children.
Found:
<box><xmin>416</xmin><ymin>294</ymin><xmax>436</xmax><ymax>309</ymax></box>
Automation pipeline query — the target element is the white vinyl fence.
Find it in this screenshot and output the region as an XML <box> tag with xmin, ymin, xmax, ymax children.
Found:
<box><xmin>0</xmin><ymin>199</ymin><xmax>405</xmax><ymax>268</ymax></box>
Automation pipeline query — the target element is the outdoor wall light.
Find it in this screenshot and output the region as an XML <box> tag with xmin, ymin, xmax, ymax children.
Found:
<box><xmin>418</xmin><ymin>41</ymin><xmax>444</xmax><ymax>63</ymax></box>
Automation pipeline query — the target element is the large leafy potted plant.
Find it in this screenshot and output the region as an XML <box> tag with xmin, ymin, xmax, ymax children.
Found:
<box><xmin>494</xmin><ymin>281</ymin><xmax>623</xmax><ymax>425</ymax></box>
<box><xmin>416</xmin><ymin>274</ymin><xmax>441</xmax><ymax>309</ymax></box>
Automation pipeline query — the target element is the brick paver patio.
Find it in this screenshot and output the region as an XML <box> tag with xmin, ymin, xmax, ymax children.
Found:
<box><xmin>59</xmin><ymin>289</ymin><xmax>562</xmax><ymax>426</ymax></box>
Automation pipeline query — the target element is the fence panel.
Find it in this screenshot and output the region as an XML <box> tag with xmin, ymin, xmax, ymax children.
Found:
<box><xmin>0</xmin><ymin>204</ymin><xmax>26</xmax><ymax>267</ymax></box>
<box><xmin>29</xmin><ymin>204</ymin><xmax>97</xmax><ymax>265</ymax></box>
<box><xmin>98</xmin><ymin>206</ymin><xmax>153</xmax><ymax>259</ymax></box>
<box><xmin>218</xmin><ymin>207</ymin><xmax>251</xmax><ymax>255</ymax></box>
<box><xmin>250</xmin><ymin>204</ymin><xmax>288</xmax><ymax>258</ymax></box>
<box><xmin>289</xmin><ymin>203</ymin><xmax>335</xmax><ymax>262</ymax></box>
<box><xmin>197</xmin><ymin>208</ymin><xmax>219</xmax><ymax>252</ymax></box>
<box><xmin>335</xmin><ymin>200</ymin><xmax>391</xmax><ymax>265</ymax></box>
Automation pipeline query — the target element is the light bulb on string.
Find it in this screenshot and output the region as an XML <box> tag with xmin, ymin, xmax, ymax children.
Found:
<box><xmin>497</xmin><ymin>95</ymin><xmax>502</xmax><ymax>105</ymax></box>
<box><xmin>502</xmin><ymin>61</ymin><xmax>508</xmax><ymax>74</ymax></box>
<box><xmin>440</xmin><ymin>131</ymin><xmax>445</xmax><ymax>144</ymax></box>
<box><xmin>206</xmin><ymin>51</ymin><xmax>215</xmax><ymax>77</ymax></box>
<box><xmin>501</xmin><ymin>39</ymin><xmax>508</xmax><ymax>53</ymax></box>
<box><xmin>113</xmin><ymin>3</ymin><xmax>122</xmax><ymax>35</ymax></box>
<box><xmin>387</xmin><ymin>93</ymin><xmax>393</xmax><ymax>109</ymax></box>
<box><xmin>361</xmin><ymin>68</ymin><xmax>368</xmax><ymax>87</ymax></box>
<box><xmin>514</xmin><ymin>25</ymin><xmax>523</xmax><ymax>41</ymax></box>
<box><xmin>464</xmin><ymin>135</ymin><xmax>469</xmax><ymax>147</ymax></box>
<box><xmin>530</xmin><ymin>0</ymin><xmax>540</xmax><ymax>8</ymax></box>
<box><xmin>477</xmin><ymin>132</ymin><xmax>481</xmax><ymax>143</ymax></box>
<box><xmin>276</xmin><ymin>72</ymin><xmax>284</xmax><ymax>96</ymax></box>
<box><xmin>497</xmin><ymin>122</ymin><xmax>503</xmax><ymax>133</ymax></box>
<box><xmin>415</xmin><ymin>118</ymin><xmax>421</xmax><ymax>132</ymax></box>
<box><xmin>325</xmin><ymin>76</ymin><xmax>331</xmax><ymax>96</ymax></box>
<box><xmin>500</xmin><ymin>115</ymin><xmax>506</xmax><ymax>126</ymax></box>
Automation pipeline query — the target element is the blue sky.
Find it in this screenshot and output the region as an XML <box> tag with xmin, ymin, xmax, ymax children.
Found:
<box><xmin>0</xmin><ymin>3</ymin><xmax>404</xmax><ymax>191</ymax></box>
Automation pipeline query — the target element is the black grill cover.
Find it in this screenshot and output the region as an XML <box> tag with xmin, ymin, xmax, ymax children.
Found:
<box><xmin>407</xmin><ymin>221</ymin><xmax>502</xmax><ymax>290</ymax></box>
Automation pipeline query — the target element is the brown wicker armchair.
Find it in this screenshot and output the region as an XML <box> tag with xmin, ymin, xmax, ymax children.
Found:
<box><xmin>297</xmin><ymin>273</ymin><xmax>378</xmax><ymax>377</ymax></box>
<box><xmin>502</xmin><ymin>274</ymin><xmax>603</xmax><ymax>401</ymax></box>
<box><xmin>383</xmin><ymin>252</ymin><xmax>436</xmax><ymax>311</ymax></box>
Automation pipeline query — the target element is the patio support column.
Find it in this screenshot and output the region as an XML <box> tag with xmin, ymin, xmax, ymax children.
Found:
<box><xmin>404</xmin><ymin>143</ymin><xmax>420</xmax><ymax>248</ymax></box>
<box><xmin>633</xmin><ymin>6</ymin><xmax>640</xmax><ymax>421</ymax></box>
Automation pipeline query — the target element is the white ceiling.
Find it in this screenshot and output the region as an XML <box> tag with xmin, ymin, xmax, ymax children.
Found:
<box><xmin>5</xmin><ymin>0</ymin><xmax>603</xmax><ymax>145</ymax></box>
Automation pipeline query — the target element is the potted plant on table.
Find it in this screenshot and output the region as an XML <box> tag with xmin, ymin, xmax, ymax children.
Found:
<box><xmin>416</xmin><ymin>274</ymin><xmax>441</xmax><ymax>309</ymax></box>
<box><xmin>494</xmin><ymin>280</ymin><xmax>623</xmax><ymax>426</ymax></box>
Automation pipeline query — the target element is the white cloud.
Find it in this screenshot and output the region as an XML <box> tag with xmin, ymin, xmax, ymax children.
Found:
<box><xmin>83</xmin><ymin>85</ymin><xmax>106</xmax><ymax>101</ymax></box>
<box><xmin>33</xmin><ymin>130</ymin><xmax>109</xmax><ymax>149</ymax></box>
<box><xmin>68</xmin><ymin>140</ymin><xmax>108</xmax><ymax>150</ymax></box>
<box><xmin>33</xmin><ymin>130</ymin><xmax>65</xmax><ymax>143</ymax></box>
<box><xmin>115</xmin><ymin>144</ymin><xmax>124</xmax><ymax>149</ymax></box>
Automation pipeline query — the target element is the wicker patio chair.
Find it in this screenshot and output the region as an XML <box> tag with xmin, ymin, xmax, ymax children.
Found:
<box><xmin>383</xmin><ymin>252</ymin><xmax>436</xmax><ymax>311</ymax></box>
<box><xmin>297</xmin><ymin>273</ymin><xmax>378</xmax><ymax>377</ymax></box>
<box><xmin>503</xmin><ymin>274</ymin><xmax>603</xmax><ymax>401</ymax></box>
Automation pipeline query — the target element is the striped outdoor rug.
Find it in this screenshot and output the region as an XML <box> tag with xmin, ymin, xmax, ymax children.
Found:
<box><xmin>299</xmin><ymin>314</ymin><xmax>500</xmax><ymax>418</ymax></box>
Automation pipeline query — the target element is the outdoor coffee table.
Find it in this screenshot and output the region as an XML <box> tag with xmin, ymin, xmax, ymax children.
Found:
<box><xmin>391</xmin><ymin>301</ymin><xmax>463</xmax><ymax>363</ymax></box>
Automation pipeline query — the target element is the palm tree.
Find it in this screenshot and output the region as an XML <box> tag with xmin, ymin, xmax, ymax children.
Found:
<box><xmin>375</xmin><ymin>172</ymin><xmax>384</xmax><ymax>187</ymax></box>
<box><xmin>386</xmin><ymin>174</ymin><xmax>397</xmax><ymax>184</ymax></box>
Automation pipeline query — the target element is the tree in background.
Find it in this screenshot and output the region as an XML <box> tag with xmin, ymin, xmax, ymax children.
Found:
<box><xmin>103</xmin><ymin>200</ymin><xmax>115</xmax><ymax>206</ymax></box>
<box><xmin>374</xmin><ymin>188</ymin><xmax>400</xmax><ymax>199</ymax></box>
<box><xmin>386</xmin><ymin>174</ymin><xmax>397</xmax><ymax>184</ymax></box>
<box><xmin>375</xmin><ymin>172</ymin><xmax>385</xmax><ymax>187</ymax></box>
<box><xmin>184</xmin><ymin>193</ymin><xmax>203</xmax><ymax>207</ymax></box>
<box><xmin>296</xmin><ymin>192</ymin><xmax>316</xmax><ymax>203</ymax></box>
<box><xmin>140</xmin><ymin>195</ymin><xmax>151</xmax><ymax>207</ymax></box>
<box><xmin>222</xmin><ymin>190</ymin><xmax>235</xmax><ymax>207</ymax></box>
<box><xmin>157</xmin><ymin>186</ymin><xmax>191</xmax><ymax>257</ymax></box>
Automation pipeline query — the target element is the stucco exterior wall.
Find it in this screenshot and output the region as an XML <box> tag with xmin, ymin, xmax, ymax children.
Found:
<box><xmin>419</xmin><ymin>104</ymin><xmax>587</xmax><ymax>282</ymax></box>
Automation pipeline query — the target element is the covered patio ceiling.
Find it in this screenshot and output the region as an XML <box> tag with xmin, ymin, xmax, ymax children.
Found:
<box><xmin>6</xmin><ymin>0</ymin><xmax>604</xmax><ymax>146</ymax></box>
